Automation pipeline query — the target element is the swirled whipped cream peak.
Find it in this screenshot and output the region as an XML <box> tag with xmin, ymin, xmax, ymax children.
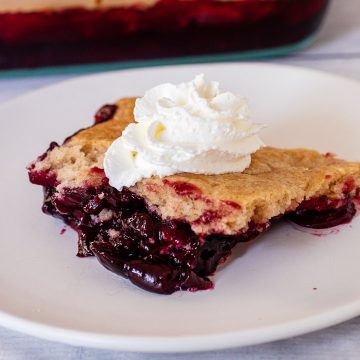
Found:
<box><xmin>104</xmin><ymin>74</ymin><xmax>265</xmax><ymax>190</ymax></box>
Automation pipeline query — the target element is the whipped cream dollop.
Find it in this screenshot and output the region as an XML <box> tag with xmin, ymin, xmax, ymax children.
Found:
<box><xmin>104</xmin><ymin>74</ymin><xmax>265</xmax><ymax>190</ymax></box>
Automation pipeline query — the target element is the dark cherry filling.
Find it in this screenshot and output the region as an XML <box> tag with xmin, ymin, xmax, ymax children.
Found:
<box><xmin>287</xmin><ymin>195</ymin><xmax>356</xmax><ymax>229</ymax></box>
<box><xmin>37</xmin><ymin>182</ymin><xmax>267</xmax><ymax>294</ymax></box>
<box><xmin>32</xmin><ymin>174</ymin><xmax>358</xmax><ymax>294</ymax></box>
<box><xmin>94</xmin><ymin>104</ymin><xmax>118</xmax><ymax>124</ymax></box>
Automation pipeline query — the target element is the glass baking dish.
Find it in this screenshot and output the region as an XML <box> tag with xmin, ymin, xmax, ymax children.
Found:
<box><xmin>0</xmin><ymin>0</ymin><xmax>330</xmax><ymax>71</ymax></box>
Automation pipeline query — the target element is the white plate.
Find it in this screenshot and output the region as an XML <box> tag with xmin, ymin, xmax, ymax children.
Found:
<box><xmin>1</xmin><ymin>63</ymin><xmax>360</xmax><ymax>353</ymax></box>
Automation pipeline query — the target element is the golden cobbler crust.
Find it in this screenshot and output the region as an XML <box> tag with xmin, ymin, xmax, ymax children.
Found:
<box><xmin>32</xmin><ymin>97</ymin><xmax>360</xmax><ymax>235</ymax></box>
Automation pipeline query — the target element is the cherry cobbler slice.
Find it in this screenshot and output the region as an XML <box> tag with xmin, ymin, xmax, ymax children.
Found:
<box><xmin>27</xmin><ymin>98</ymin><xmax>360</xmax><ymax>294</ymax></box>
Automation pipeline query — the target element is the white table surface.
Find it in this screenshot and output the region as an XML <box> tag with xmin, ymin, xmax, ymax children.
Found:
<box><xmin>1</xmin><ymin>0</ymin><xmax>360</xmax><ymax>358</ymax></box>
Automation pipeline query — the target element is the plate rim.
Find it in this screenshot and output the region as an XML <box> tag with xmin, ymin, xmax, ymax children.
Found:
<box><xmin>2</xmin><ymin>61</ymin><xmax>360</xmax><ymax>108</ymax></box>
<box><xmin>1</xmin><ymin>300</ymin><xmax>360</xmax><ymax>352</ymax></box>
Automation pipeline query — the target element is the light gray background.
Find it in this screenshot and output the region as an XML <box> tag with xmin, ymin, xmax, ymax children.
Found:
<box><xmin>1</xmin><ymin>0</ymin><xmax>360</xmax><ymax>358</ymax></box>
